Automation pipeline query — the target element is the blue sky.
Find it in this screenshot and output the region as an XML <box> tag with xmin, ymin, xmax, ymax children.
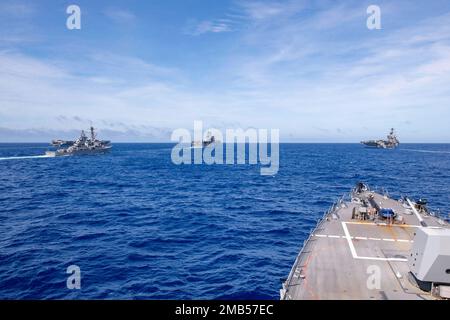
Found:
<box><xmin>1</xmin><ymin>0</ymin><xmax>450</xmax><ymax>142</ymax></box>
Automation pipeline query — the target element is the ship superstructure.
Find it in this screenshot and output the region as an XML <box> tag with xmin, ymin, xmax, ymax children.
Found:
<box><xmin>51</xmin><ymin>139</ymin><xmax>74</xmax><ymax>147</ymax></box>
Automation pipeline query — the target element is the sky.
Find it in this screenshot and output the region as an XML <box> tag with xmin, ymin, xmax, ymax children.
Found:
<box><xmin>1</xmin><ymin>0</ymin><xmax>450</xmax><ymax>142</ymax></box>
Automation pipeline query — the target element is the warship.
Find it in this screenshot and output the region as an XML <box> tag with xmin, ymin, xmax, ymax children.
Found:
<box><xmin>191</xmin><ymin>131</ymin><xmax>216</xmax><ymax>148</ymax></box>
<box><xmin>46</xmin><ymin>127</ymin><xmax>111</xmax><ymax>157</ymax></box>
<box><xmin>361</xmin><ymin>128</ymin><xmax>399</xmax><ymax>149</ymax></box>
<box><xmin>281</xmin><ymin>182</ymin><xmax>450</xmax><ymax>300</ymax></box>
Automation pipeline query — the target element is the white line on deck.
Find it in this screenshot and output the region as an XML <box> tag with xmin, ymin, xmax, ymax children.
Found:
<box><xmin>313</xmin><ymin>234</ymin><xmax>412</xmax><ymax>243</ymax></box>
<box><xmin>339</xmin><ymin>222</ymin><xmax>410</xmax><ymax>262</ymax></box>
<box><xmin>341</xmin><ymin>222</ymin><xmax>358</xmax><ymax>259</ymax></box>
<box><xmin>356</xmin><ymin>256</ymin><xmax>408</xmax><ymax>262</ymax></box>
<box><xmin>397</xmin><ymin>239</ymin><xmax>413</xmax><ymax>243</ymax></box>
<box><xmin>345</xmin><ymin>221</ymin><xmax>421</xmax><ymax>228</ymax></box>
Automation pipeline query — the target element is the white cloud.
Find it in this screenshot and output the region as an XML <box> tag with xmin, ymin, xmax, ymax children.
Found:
<box><xmin>0</xmin><ymin>49</ymin><xmax>245</xmax><ymax>138</ymax></box>
<box><xmin>0</xmin><ymin>1</ymin><xmax>40</xmax><ymax>47</ymax></box>
<box><xmin>0</xmin><ymin>2</ymin><xmax>34</xmax><ymax>18</ymax></box>
<box><xmin>198</xmin><ymin>20</ymin><xmax>232</xmax><ymax>34</ymax></box>
<box><xmin>1</xmin><ymin>1</ymin><xmax>450</xmax><ymax>142</ymax></box>
<box><xmin>185</xmin><ymin>19</ymin><xmax>233</xmax><ymax>35</ymax></box>
<box><xmin>87</xmin><ymin>52</ymin><xmax>179</xmax><ymax>80</ymax></box>
<box><xmin>104</xmin><ymin>8</ymin><xmax>137</xmax><ymax>24</ymax></box>
<box><xmin>0</xmin><ymin>51</ymin><xmax>68</xmax><ymax>79</ymax></box>
<box><xmin>237</xmin><ymin>0</ymin><xmax>305</xmax><ymax>20</ymax></box>
<box><xmin>185</xmin><ymin>1</ymin><xmax>305</xmax><ymax>36</ymax></box>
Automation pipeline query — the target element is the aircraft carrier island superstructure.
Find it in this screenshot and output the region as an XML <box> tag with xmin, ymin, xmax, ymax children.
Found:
<box><xmin>281</xmin><ymin>183</ymin><xmax>450</xmax><ymax>300</ymax></box>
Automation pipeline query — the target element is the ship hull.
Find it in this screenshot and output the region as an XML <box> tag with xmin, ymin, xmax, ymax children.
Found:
<box><xmin>361</xmin><ymin>141</ymin><xmax>380</xmax><ymax>148</ymax></box>
<box><xmin>361</xmin><ymin>141</ymin><xmax>399</xmax><ymax>149</ymax></box>
<box><xmin>46</xmin><ymin>147</ymin><xmax>111</xmax><ymax>157</ymax></box>
<box><xmin>191</xmin><ymin>141</ymin><xmax>215</xmax><ymax>148</ymax></box>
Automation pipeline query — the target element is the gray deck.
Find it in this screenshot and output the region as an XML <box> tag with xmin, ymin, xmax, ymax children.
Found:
<box><xmin>281</xmin><ymin>191</ymin><xmax>449</xmax><ymax>300</ymax></box>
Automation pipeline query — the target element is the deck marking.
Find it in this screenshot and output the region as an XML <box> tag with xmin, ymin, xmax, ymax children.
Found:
<box><xmin>356</xmin><ymin>256</ymin><xmax>408</xmax><ymax>262</ymax></box>
<box><xmin>341</xmin><ymin>222</ymin><xmax>409</xmax><ymax>262</ymax></box>
<box><xmin>313</xmin><ymin>234</ymin><xmax>412</xmax><ymax>243</ymax></box>
<box><xmin>345</xmin><ymin>221</ymin><xmax>420</xmax><ymax>228</ymax></box>
<box><xmin>341</xmin><ymin>222</ymin><xmax>358</xmax><ymax>259</ymax></box>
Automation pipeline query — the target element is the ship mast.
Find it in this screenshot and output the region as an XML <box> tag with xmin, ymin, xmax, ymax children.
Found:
<box><xmin>90</xmin><ymin>126</ymin><xmax>96</xmax><ymax>141</ymax></box>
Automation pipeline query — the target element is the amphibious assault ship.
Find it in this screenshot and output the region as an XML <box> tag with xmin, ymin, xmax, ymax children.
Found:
<box><xmin>46</xmin><ymin>127</ymin><xmax>111</xmax><ymax>157</ymax></box>
<box><xmin>281</xmin><ymin>182</ymin><xmax>450</xmax><ymax>300</ymax></box>
<box><xmin>361</xmin><ymin>128</ymin><xmax>399</xmax><ymax>149</ymax></box>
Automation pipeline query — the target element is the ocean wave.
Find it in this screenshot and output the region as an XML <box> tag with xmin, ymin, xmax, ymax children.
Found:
<box><xmin>1</xmin><ymin>143</ymin><xmax>449</xmax><ymax>299</ymax></box>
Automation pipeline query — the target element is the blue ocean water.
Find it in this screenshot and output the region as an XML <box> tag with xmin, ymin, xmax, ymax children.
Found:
<box><xmin>0</xmin><ymin>143</ymin><xmax>449</xmax><ymax>299</ymax></box>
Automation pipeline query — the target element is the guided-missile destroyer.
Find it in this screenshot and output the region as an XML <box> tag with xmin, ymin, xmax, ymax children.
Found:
<box><xmin>281</xmin><ymin>182</ymin><xmax>450</xmax><ymax>300</ymax></box>
<box><xmin>46</xmin><ymin>127</ymin><xmax>111</xmax><ymax>157</ymax></box>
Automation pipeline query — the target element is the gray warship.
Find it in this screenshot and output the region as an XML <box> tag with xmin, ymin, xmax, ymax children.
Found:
<box><xmin>46</xmin><ymin>127</ymin><xmax>111</xmax><ymax>157</ymax></box>
<box><xmin>361</xmin><ymin>128</ymin><xmax>399</xmax><ymax>149</ymax></box>
<box><xmin>281</xmin><ymin>182</ymin><xmax>450</xmax><ymax>300</ymax></box>
<box><xmin>191</xmin><ymin>131</ymin><xmax>216</xmax><ymax>148</ymax></box>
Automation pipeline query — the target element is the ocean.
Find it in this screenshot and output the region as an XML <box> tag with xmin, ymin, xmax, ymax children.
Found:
<box><xmin>0</xmin><ymin>143</ymin><xmax>449</xmax><ymax>299</ymax></box>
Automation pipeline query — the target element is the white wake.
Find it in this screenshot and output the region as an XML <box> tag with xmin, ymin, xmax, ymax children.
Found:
<box><xmin>401</xmin><ymin>149</ymin><xmax>450</xmax><ymax>154</ymax></box>
<box><xmin>0</xmin><ymin>155</ymin><xmax>52</xmax><ymax>161</ymax></box>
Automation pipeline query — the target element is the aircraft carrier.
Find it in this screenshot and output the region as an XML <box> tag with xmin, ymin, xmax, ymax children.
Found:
<box><xmin>361</xmin><ymin>128</ymin><xmax>399</xmax><ymax>149</ymax></box>
<box><xmin>280</xmin><ymin>183</ymin><xmax>450</xmax><ymax>300</ymax></box>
